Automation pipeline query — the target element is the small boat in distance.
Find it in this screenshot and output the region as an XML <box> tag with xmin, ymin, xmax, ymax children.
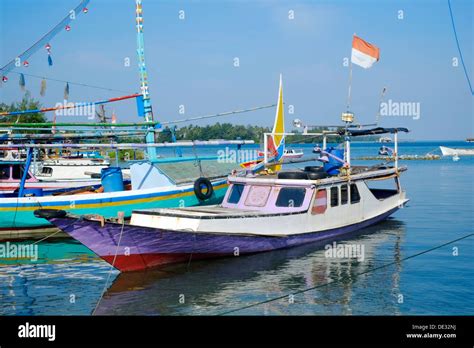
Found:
<box><xmin>378</xmin><ymin>146</ymin><xmax>392</xmax><ymax>156</ymax></box>
<box><xmin>379</xmin><ymin>136</ymin><xmax>392</xmax><ymax>143</ymax></box>
<box><xmin>439</xmin><ymin>146</ymin><xmax>474</xmax><ymax>156</ymax></box>
<box><xmin>282</xmin><ymin>148</ymin><xmax>304</xmax><ymax>159</ymax></box>
<box><xmin>466</xmin><ymin>138</ymin><xmax>473</xmax><ymax>143</ymax></box>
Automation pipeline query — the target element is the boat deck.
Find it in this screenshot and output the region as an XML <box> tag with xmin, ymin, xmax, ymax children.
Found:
<box><xmin>133</xmin><ymin>206</ymin><xmax>303</xmax><ymax>219</ymax></box>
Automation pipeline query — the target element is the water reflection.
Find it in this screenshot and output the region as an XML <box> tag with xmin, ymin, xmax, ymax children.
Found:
<box><xmin>0</xmin><ymin>240</ymin><xmax>112</xmax><ymax>315</ymax></box>
<box><xmin>95</xmin><ymin>219</ymin><xmax>406</xmax><ymax>315</ymax></box>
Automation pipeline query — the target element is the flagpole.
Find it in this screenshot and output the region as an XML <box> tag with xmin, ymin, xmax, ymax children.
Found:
<box><xmin>346</xmin><ymin>60</ymin><xmax>353</xmax><ymax>111</ymax></box>
<box><xmin>346</xmin><ymin>33</ymin><xmax>356</xmax><ymax>112</ymax></box>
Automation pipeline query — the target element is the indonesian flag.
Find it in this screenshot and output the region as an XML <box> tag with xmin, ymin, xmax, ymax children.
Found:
<box><xmin>351</xmin><ymin>35</ymin><xmax>380</xmax><ymax>69</ymax></box>
<box><xmin>111</xmin><ymin>111</ymin><xmax>117</xmax><ymax>130</ymax></box>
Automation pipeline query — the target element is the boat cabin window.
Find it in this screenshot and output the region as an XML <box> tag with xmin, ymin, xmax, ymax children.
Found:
<box><xmin>341</xmin><ymin>184</ymin><xmax>348</xmax><ymax>205</ymax></box>
<box><xmin>312</xmin><ymin>189</ymin><xmax>327</xmax><ymax>214</ymax></box>
<box><xmin>330</xmin><ymin>187</ymin><xmax>339</xmax><ymax>207</ymax></box>
<box><xmin>227</xmin><ymin>184</ymin><xmax>245</xmax><ymax>204</ymax></box>
<box><xmin>275</xmin><ymin>187</ymin><xmax>306</xmax><ymax>208</ymax></box>
<box><xmin>0</xmin><ymin>165</ymin><xmax>10</xmax><ymax>179</ymax></box>
<box><xmin>41</xmin><ymin>167</ymin><xmax>53</xmax><ymax>176</ymax></box>
<box><xmin>245</xmin><ymin>185</ymin><xmax>271</xmax><ymax>207</ymax></box>
<box><xmin>350</xmin><ymin>184</ymin><xmax>360</xmax><ymax>203</ymax></box>
<box><xmin>12</xmin><ymin>165</ymin><xmax>31</xmax><ymax>180</ymax></box>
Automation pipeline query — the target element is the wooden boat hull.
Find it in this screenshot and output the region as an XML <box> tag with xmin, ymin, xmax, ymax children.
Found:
<box><xmin>41</xmin><ymin>205</ymin><xmax>400</xmax><ymax>272</ymax></box>
<box><xmin>0</xmin><ymin>180</ymin><xmax>228</xmax><ymax>229</ymax></box>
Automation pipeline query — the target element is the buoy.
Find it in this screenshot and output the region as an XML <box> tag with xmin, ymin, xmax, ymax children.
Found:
<box><xmin>65</xmin><ymin>25</ymin><xmax>71</xmax><ymax>31</ymax></box>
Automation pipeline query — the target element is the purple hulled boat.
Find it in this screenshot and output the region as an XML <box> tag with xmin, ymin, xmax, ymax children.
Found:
<box><xmin>35</xmin><ymin>156</ymin><xmax>409</xmax><ymax>272</ymax></box>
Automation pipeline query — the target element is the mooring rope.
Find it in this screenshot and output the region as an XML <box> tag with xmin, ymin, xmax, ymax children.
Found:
<box><xmin>91</xmin><ymin>218</ymin><xmax>126</xmax><ymax>315</ymax></box>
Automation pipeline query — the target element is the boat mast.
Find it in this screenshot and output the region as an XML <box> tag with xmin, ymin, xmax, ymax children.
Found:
<box><xmin>135</xmin><ymin>0</ymin><xmax>157</xmax><ymax>160</ymax></box>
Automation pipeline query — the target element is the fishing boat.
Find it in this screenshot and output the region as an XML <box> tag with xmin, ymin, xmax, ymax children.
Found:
<box><xmin>35</xmin><ymin>157</ymin><xmax>110</xmax><ymax>181</ymax></box>
<box><xmin>0</xmin><ymin>1</ymin><xmax>261</xmax><ymax>234</ymax></box>
<box><xmin>36</xmin><ymin>128</ymin><xmax>409</xmax><ymax>272</ymax></box>
<box><xmin>0</xmin><ymin>146</ymin><xmax>247</xmax><ymax>231</ymax></box>
<box><xmin>0</xmin><ymin>159</ymin><xmax>102</xmax><ymax>193</ymax></box>
<box><xmin>378</xmin><ymin>146</ymin><xmax>392</xmax><ymax>156</ymax></box>
<box><xmin>36</xmin><ymin>78</ymin><xmax>410</xmax><ymax>272</ymax></box>
<box><xmin>439</xmin><ymin>146</ymin><xmax>474</xmax><ymax>156</ymax></box>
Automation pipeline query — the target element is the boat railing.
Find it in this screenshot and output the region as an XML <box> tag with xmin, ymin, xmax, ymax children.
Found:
<box><xmin>263</xmin><ymin>127</ymin><xmax>408</xmax><ymax>174</ymax></box>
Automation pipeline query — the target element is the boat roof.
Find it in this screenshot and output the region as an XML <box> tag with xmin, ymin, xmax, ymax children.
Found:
<box><xmin>229</xmin><ymin>166</ymin><xmax>406</xmax><ymax>187</ymax></box>
<box><xmin>341</xmin><ymin>127</ymin><xmax>409</xmax><ymax>136</ymax></box>
<box><xmin>156</xmin><ymin>160</ymin><xmax>241</xmax><ymax>184</ymax></box>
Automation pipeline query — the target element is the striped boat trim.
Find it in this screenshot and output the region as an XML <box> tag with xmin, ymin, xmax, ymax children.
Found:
<box><xmin>0</xmin><ymin>182</ymin><xmax>228</xmax><ymax>211</ymax></box>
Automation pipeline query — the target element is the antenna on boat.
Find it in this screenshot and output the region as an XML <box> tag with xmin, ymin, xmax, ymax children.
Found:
<box><xmin>375</xmin><ymin>86</ymin><xmax>387</xmax><ymax>126</ymax></box>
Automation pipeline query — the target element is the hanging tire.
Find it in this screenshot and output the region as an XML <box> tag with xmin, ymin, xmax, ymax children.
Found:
<box><xmin>194</xmin><ymin>177</ymin><xmax>214</xmax><ymax>201</ymax></box>
<box><xmin>304</xmin><ymin>166</ymin><xmax>324</xmax><ymax>172</ymax></box>
<box><xmin>277</xmin><ymin>171</ymin><xmax>309</xmax><ymax>180</ymax></box>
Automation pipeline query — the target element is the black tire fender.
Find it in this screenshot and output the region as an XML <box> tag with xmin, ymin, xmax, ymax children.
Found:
<box><xmin>304</xmin><ymin>166</ymin><xmax>324</xmax><ymax>172</ymax></box>
<box><xmin>277</xmin><ymin>171</ymin><xmax>309</xmax><ymax>180</ymax></box>
<box><xmin>306</xmin><ymin>171</ymin><xmax>330</xmax><ymax>180</ymax></box>
<box><xmin>194</xmin><ymin>177</ymin><xmax>214</xmax><ymax>201</ymax></box>
<box><xmin>34</xmin><ymin>209</ymin><xmax>68</xmax><ymax>219</ymax></box>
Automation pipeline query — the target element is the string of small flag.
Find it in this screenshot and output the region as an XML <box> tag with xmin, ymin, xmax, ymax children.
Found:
<box><xmin>0</xmin><ymin>0</ymin><xmax>90</xmax><ymax>98</ymax></box>
<box><xmin>8</xmin><ymin>71</ymin><xmax>131</xmax><ymax>94</ymax></box>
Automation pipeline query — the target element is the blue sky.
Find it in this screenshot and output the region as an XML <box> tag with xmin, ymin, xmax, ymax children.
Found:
<box><xmin>0</xmin><ymin>0</ymin><xmax>472</xmax><ymax>140</ymax></box>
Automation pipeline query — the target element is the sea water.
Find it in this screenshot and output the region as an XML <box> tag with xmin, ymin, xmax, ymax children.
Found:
<box><xmin>0</xmin><ymin>141</ymin><xmax>472</xmax><ymax>315</ymax></box>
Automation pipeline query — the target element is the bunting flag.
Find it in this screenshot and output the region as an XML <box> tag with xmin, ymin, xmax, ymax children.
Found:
<box><xmin>19</xmin><ymin>73</ymin><xmax>26</xmax><ymax>91</ymax></box>
<box><xmin>64</xmin><ymin>82</ymin><xmax>70</xmax><ymax>100</ymax></box>
<box><xmin>351</xmin><ymin>35</ymin><xmax>380</xmax><ymax>69</ymax></box>
<box><xmin>0</xmin><ymin>0</ymin><xmax>90</xmax><ymax>78</ymax></box>
<box><xmin>46</xmin><ymin>43</ymin><xmax>53</xmax><ymax>66</ymax></box>
<box><xmin>40</xmin><ymin>78</ymin><xmax>47</xmax><ymax>96</ymax></box>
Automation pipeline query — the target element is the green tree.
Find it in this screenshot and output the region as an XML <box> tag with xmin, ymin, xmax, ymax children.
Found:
<box><xmin>0</xmin><ymin>92</ymin><xmax>47</xmax><ymax>125</ymax></box>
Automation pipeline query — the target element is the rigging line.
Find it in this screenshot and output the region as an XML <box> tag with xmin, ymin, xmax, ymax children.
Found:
<box><xmin>447</xmin><ymin>0</ymin><xmax>474</xmax><ymax>96</ymax></box>
<box><xmin>160</xmin><ymin>103</ymin><xmax>277</xmax><ymax>125</ymax></box>
<box><xmin>217</xmin><ymin>232</ymin><xmax>474</xmax><ymax>316</ymax></box>
<box><xmin>6</xmin><ymin>70</ymin><xmax>132</xmax><ymax>94</ymax></box>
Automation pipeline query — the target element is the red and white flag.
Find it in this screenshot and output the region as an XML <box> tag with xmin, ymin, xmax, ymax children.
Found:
<box><xmin>111</xmin><ymin>111</ymin><xmax>117</xmax><ymax>130</ymax></box>
<box><xmin>351</xmin><ymin>35</ymin><xmax>380</xmax><ymax>69</ymax></box>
